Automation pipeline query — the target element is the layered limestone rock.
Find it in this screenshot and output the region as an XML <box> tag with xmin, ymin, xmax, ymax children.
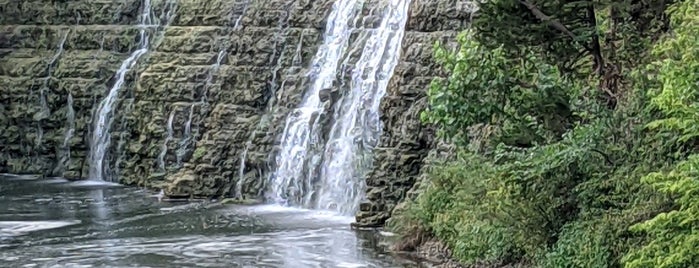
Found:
<box><xmin>0</xmin><ymin>0</ymin><xmax>328</xmax><ymax>199</ymax></box>
<box><xmin>0</xmin><ymin>0</ymin><xmax>143</xmax><ymax>177</ymax></box>
<box><xmin>159</xmin><ymin>0</ymin><xmax>331</xmax><ymax>198</ymax></box>
<box><xmin>0</xmin><ymin>0</ymin><xmax>472</xmax><ymax>227</ymax></box>
<box><xmin>354</xmin><ymin>0</ymin><xmax>474</xmax><ymax>227</ymax></box>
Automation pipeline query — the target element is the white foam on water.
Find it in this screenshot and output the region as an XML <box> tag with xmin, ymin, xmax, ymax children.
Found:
<box><xmin>336</xmin><ymin>262</ymin><xmax>366</xmax><ymax>268</ymax></box>
<box><xmin>36</xmin><ymin>177</ymin><xmax>70</xmax><ymax>184</ymax></box>
<box><xmin>243</xmin><ymin>204</ymin><xmax>354</xmax><ymax>224</ymax></box>
<box><xmin>68</xmin><ymin>180</ymin><xmax>122</xmax><ymax>188</ymax></box>
<box><xmin>0</xmin><ymin>220</ymin><xmax>81</xmax><ymax>237</ymax></box>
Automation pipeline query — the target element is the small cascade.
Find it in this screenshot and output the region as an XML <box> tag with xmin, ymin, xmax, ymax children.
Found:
<box><xmin>58</xmin><ymin>92</ymin><xmax>76</xmax><ymax>173</ymax></box>
<box><xmin>236</xmin><ymin>2</ymin><xmax>299</xmax><ymax>198</ymax></box>
<box><xmin>38</xmin><ymin>30</ymin><xmax>69</xmax><ymax>119</ymax></box>
<box><xmin>64</xmin><ymin>93</ymin><xmax>76</xmax><ymax>148</ymax></box>
<box><xmin>292</xmin><ymin>30</ymin><xmax>305</xmax><ymax>66</ymax></box>
<box><xmin>157</xmin><ymin>110</ymin><xmax>175</xmax><ymax>171</ymax></box>
<box><xmin>112</xmin><ymin>1</ymin><xmax>178</xmax><ymax>179</ymax></box>
<box><xmin>177</xmin><ymin>49</ymin><xmax>226</xmax><ymax>166</ymax></box>
<box><xmin>34</xmin><ymin>30</ymin><xmax>69</xmax><ymax>151</ymax></box>
<box><xmin>234</xmin><ymin>0</ymin><xmax>250</xmax><ymax>29</ymax></box>
<box><xmin>88</xmin><ymin>0</ymin><xmax>153</xmax><ymax>181</ymax></box>
<box><xmin>177</xmin><ymin>105</ymin><xmax>194</xmax><ymax>166</ymax></box>
<box><xmin>99</xmin><ymin>36</ymin><xmax>106</xmax><ymax>51</ymax></box>
<box><xmin>268</xmin><ymin>0</ymin><xmax>363</xmax><ymax>208</ymax></box>
<box><xmin>202</xmin><ymin>49</ymin><xmax>226</xmax><ymax>104</ymax></box>
<box><xmin>316</xmin><ymin>0</ymin><xmax>411</xmax><ymax>214</ymax></box>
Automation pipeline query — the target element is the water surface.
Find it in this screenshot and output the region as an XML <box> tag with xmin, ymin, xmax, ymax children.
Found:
<box><xmin>0</xmin><ymin>175</ymin><xmax>415</xmax><ymax>267</ymax></box>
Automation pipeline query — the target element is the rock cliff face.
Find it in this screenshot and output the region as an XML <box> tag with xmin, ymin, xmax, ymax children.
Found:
<box><xmin>0</xmin><ymin>0</ymin><xmax>329</xmax><ymax>198</ymax></box>
<box><xmin>0</xmin><ymin>0</ymin><xmax>470</xmax><ymax>226</ymax></box>
<box><xmin>355</xmin><ymin>1</ymin><xmax>472</xmax><ymax>227</ymax></box>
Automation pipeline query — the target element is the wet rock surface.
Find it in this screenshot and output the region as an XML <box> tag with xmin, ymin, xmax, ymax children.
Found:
<box><xmin>0</xmin><ymin>0</ymin><xmax>474</xmax><ymax>229</ymax></box>
<box><xmin>354</xmin><ymin>0</ymin><xmax>473</xmax><ymax>227</ymax></box>
<box><xmin>0</xmin><ymin>0</ymin><xmax>327</xmax><ymax>198</ymax></box>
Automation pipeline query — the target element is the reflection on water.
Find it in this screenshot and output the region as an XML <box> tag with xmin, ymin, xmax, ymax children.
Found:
<box><xmin>0</xmin><ymin>175</ymin><xmax>416</xmax><ymax>267</ymax></box>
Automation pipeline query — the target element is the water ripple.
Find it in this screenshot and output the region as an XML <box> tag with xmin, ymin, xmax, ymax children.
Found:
<box><xmin>0</xmin><ymin>176</ymin><xmax>416</xmax><ymax>268</ymax></box>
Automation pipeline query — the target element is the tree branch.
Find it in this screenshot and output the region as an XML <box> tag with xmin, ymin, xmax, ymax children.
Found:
<box><xmin>586</xmin><ymin>4</ymin><xmax>604</xmax><ymax>75</ymax></box>
<box><xmin>518</xmin><ymin>0</ymin><xmax>594</xmax><ymax>52</ymax></box>
<box><xmin>519</xmin><ymin>1</ymin><xmax>576</xmax><ymax>39</ymax></box>
<box><xmin>591</xmin><ymin>148</ymin><xmax>615</xmax><ymax>166</ymax></box>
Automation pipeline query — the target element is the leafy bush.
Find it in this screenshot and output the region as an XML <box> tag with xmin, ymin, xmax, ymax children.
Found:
<box><xmin>621</xmin><ymin>2</ymin><xmax>699</xmax><ymax>267</ymax></box>
<box><xmin>393</xmin><ymin>0</ymin><xmax>695</xmax><ymax>267</ymax></box>
<box><xmin>623</xmin><ymin>156</ymin><xmax>699</xmax><ymax>268</ymax></box>
<box><xmin>541</xmin><ymin>220</ymin><xmax>613</xmax><ymax>268</ymax></box>
<box><xmin>404</xmin><ymin>152</ymin><xmax>517</xmax><ymax>263</ymax></box>
<box><xmin>422</xmin><ymin>30</ymin><xmax>574</xmax><ymax>148</ymax></box>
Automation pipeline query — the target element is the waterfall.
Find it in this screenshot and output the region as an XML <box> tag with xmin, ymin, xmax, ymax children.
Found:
<box><xmin>87</xmin><ymin>0</ymin><xmax>153</xmax><ymax>181</ymax></box>
<box><xmin>316</xmin><ymin>0</ymin><xmax>411</xmax><ymax>214</ymax></box>
<box><xmin>201</xmin><ymin>50</ymin><xmax>226</xmax><ymax>104</ymax></box>
<box><xmin>177</xmin><ymin>0</ymin><xmax>250</xmax><ymax>167</ymax></box>
<box><xmin>269</xmin><ymin>0</ymin><xmax>411</xmax><ymax>215</ymax></box>
<box><xmin>177</xmin><ymin>105</ymin><xmax>194</xmax><ymax>166</ymax></box>
<box><xmin>268</xmin><ymin>0</ymin><xmax>363</xmax><ymax>208</ymax></box>
<box><xmin>234</xmin><ymin>0</ymin><xmax>250</xmax><ymax>29</ymax></box>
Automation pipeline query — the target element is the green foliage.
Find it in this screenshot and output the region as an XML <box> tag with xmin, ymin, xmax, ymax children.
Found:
<box><xmin>408</xmin><ymin>152</ymin><xmax>516</xmax><ymax>263</ymax></box>
<box><xmin>192</xmin><ymin>146</ymin><xmax>205</xmax><ymax>161</ymax></box>
<box><xmin>423</xmin><ymin>31</ymin><xmax>574</xmax><ymax>147</ymax></box>
<box><xmin>621</xmin><ymin>1</ymin><xmax>699</xmax><ymax>267</ymax></box>
<box><xmin>490</xmin><ymin>123</ymin><xmax>612</xmax><ymax>250</ymax></box>
<box><xmin>643</xmin><ymin>0</ymin><xmax>699</xmax><ymax>144</ymax></box>
<box><xmin>623</xmin><ymin>156</ymin><xmax>699</xmax><ymax>268</ymax></box>
<box><xmin>395</xmin><ymin>122</ymin><xmax>631</xmax><ymax>265</ymax></box>
<box><xmin>540</xmin><ymin>220</ymin><xmax>613</xmax><ymax>268</ymax></box>
<box><xmin>394</xmin><ymin>0</ymin><xmax>692</xmax><ymax>267</ymax></box>
<box><xmin>473</xmin><ymin>0</ymin><xmax>672</xmax><ymax>75</ymax></box>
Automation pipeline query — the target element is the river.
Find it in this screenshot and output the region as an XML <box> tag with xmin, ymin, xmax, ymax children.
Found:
<box><xmin>0</xmin><ymin>174</ymin><xmax>418</xmax><ymax>267</ymax></box>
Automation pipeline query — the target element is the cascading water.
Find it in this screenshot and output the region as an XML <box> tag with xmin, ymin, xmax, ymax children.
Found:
<box><xmin>316</xmin><ymin>0</ymin><xmax>411</xmax><ymax>214</ymax></box>
<box><xmin>157</xmin><ymin>110</ymin><xmax>175</xmax><ymax>171</ymax></box>
<box><xmin>38</xmin><ymin>31</ymin><xmax>69</xmax><ymax>120</ymax></box>
<box><xmin>34</xmin><ymin>30</ymin><xmax>69</xmax><ymax>152</ymax></box>
<box><xmin>268</xmin><ymin>0</ymin><xmax>411</xmax><ymax>215</ymax></box>
<box><xmin>88</xmin><ymin>0</ymin><xmax>153</xmax><ymax>181</ymax></box>
<box><xmin>113</xmin><ymin>1</ymin><xmax>177</xmax><ymax>178</ymax></box>
<box><xmin>177</xmin><ymin>104</ymin><xmax>194</xmax><ymax>166</ymax></box>
<box><xmin>177</xmin><ymin>2</ymin><xmax>249</xmax><ymax>167</ymax></box>
<box><xmin>234</xmin><ymin>0</ymin><xmax>250</xmax><ymax>29</ymax></box>
<box><xmin>59</xmin><ymin>92</ymin><xmax>76</xmax><ymax>173</ymax></box>
<box><xmin>268</xmin><ymin>0</ymin><xmax>363</xmax><ymax>208</ymax></box>
<box><xmin>177</xmin><ymin>49</ymin><xmax>226</xmax><ymax>166</ymax></box>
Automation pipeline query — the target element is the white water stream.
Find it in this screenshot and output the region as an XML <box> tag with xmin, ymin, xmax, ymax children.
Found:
<box><xmin>268</xmin><ymin>0</ymin><xmax>363</xmax><ymax>209</ymax></box>
<box><xmin>316</xmin><ymin>0</ymin><xmax>411</xmax><ymax>214</ymax></box>
<box><xmin>88</xmin><ymin>0</ymin><xmax>154</xmax><ymax>181</ymax></box>
<box><xmin>269</xmin><ymin>0</ymin><xmax>411</xmax><ymax>215</ymax></box>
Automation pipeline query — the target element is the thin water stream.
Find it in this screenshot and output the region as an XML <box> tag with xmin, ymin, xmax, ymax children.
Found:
<box><xmin>88</xmin><ymin>0</ymin><xmax>154</xmax><ymax>181</ymax></box>
<box><xmin>157</xmin><ymin>110</ymin><xmax>176</xmax><ymax>171</ymax></box>
<box><xmin>0</xmin><ymin>175</ymin><xmax>418</xmax><ymax>268</ymax></box>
